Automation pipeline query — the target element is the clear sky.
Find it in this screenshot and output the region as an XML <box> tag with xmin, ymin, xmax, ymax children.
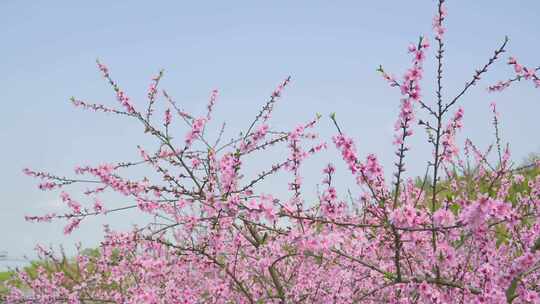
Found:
<box><xmin>1</xmin><ymin>1</ymin><xmax>539</xmax><ymax>268</ymax></box>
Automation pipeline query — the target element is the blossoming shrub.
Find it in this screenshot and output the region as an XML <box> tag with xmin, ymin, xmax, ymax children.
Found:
<box><xmin>4</xmin><ymin>1</ymin><xmax>540</xmax><ymax>303</ymax></box>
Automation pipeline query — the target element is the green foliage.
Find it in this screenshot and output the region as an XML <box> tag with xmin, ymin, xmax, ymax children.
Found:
<box><xmin>0</xmin><ymin>270</ymin><xmax>15</xmax><ymax>296</ymax></box>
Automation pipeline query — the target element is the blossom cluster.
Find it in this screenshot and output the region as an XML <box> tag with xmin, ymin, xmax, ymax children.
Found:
<box><xmin>489</xmin><ymin>56</ymin><xmax>540</xmax><ymax>92</ymax></box>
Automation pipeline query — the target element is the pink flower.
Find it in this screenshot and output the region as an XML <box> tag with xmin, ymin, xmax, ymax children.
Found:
<box><xmin>63</xmin><ymin>218</ymin><xmax>81</xmax><ymax>235</ymax></box>
<box><xmin>524</xmin><ymin>67</ymin><xmax>536</xmax><ymax>80</ymax></box>
<box><xmin>185</xmin><ymin>117</ymin><xmax>206</xmax><ymax>147</ymax></box>
<box><xmin>219</xmin><ymin>153</ymin><xmax>240</xmax><ymax>193</ymax></box>
<box><xmin>164</xmin><ymin>108</ymin><xmax>172</xmax><ymax>126</ymax></box>
<box><xmin>514</xmin><ymin>63</ymin><xmax>523</xmax><ymax>74</ymax></box>
<box><xmin>93</xmin><ymin>199</ymin><xmax>104</xmax><ymax>214</ymax></box>
<box><xmin>433</xmin><ymin>209</ymin><xmax>455</xmax><ymax>226</ymax></box>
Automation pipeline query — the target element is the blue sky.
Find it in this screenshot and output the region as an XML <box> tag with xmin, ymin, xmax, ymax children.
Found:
<box><xmin>1</xmin><ymin>1</ymin><xmax>539</xmax><ymax>268</ymax></box>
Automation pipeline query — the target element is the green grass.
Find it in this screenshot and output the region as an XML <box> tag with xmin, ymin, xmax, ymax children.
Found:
<box><xmin>0</xmin><ymin>270</ymin><xmax>15</xmax><ymax>296</ymax></box>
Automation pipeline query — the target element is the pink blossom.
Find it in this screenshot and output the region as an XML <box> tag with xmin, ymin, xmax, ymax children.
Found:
<box><xmin>185</xmin><ymin>117</ymin><xmax>206</xmax><ymax>147</ymax></box>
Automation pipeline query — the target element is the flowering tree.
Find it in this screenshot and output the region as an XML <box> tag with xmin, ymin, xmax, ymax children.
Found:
<box><xmin>4</xmin><ymin>1</ymin><xmax>540</xmax><ymax>303</ymax></box>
